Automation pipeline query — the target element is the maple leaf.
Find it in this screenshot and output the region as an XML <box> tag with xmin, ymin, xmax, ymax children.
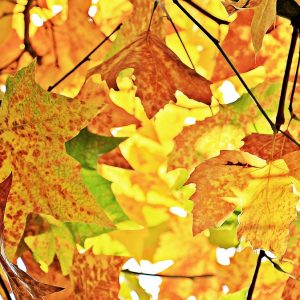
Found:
<box><xmin>236</xmin><ymin>160</ymin><xmax>298</xmax><ymax>258</ymax></box>
<box><xmin>0</xmin><ymin>174</ymin><xmax>64</xmax><ymax>299</ymax></box>
<box><xmin>223</xmin><ymin>0</ymin><xmax>277</xmax><ymax>52</ymax></box>
<box><xmin>241</xmin><ymin>132</ymin><xmax>299</xmax><ymax>161</ymax></box>
<box><xmin>169</xmin><ymin>82</ymin><xmax>281</xmax><ymax>171</ymax></box>
<box><xmin>0</xmin><ymin>62</ymin><xmax>114</xmax><ymax>259</ymax></box>
<box><xmin>188</xmin><ymin>150</ymin><xmax>263</xmax><ymax>235</ymax></box>
<box><xmin>69</xmin><ymin>250</ymin><xmax>127</xmax><ymax>299</ymax></box>
<box><xmin>88</xmin><ymin>31</ymin><xmax>212</xmax><ymax>118</ymax></box>
<box><xmin>25</xmin><ymin>215</ymin><xmax>75</xmax><ymax>276</ymax></box>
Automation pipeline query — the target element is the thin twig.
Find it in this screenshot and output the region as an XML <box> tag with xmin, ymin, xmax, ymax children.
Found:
<box><xmin>182</xmin><ymin>0</ymin><xmax>230</xmax><ymax>25</ymax></box>
<box><xmin>156</xmin><ymin>0</ymin><xmax>196</xmax><ymax>69</ymax></box>
<box><xmin>0</xmin><ymin>275</ymin><xmax>11</xmax><ymax>300</ymax></box>
<box><xmin>289</xmin><ymin>35</ymin><xmax>300</xmax><ymax>120</ymax></box>
<box><xmin>48</xmin><ymin>23</ymin><xmax>122</xmax><ymax>92</ymax></box>
<box><xmin>173</xmin><ymin>0</ymin><xmax>276</xmax><ymax>132</ymax></box>
<box><xmin>247</xmin><ymin>250</ymin><xmax>265</xmax><ymax>300</ymax></box>
<box><xmin>275</xmin><ymin>26</ymin><xmax>298</xmax><ymax>130</ymax></box>
<box><xmin>122</xmin><ymin>269</ymin><xmax>215</xmax><ymax>279</ymax></box>
<box><xmin>148</xmin><ymin>1</ymin><xmax>158</xmax><ymax>32</ymax></box>
<box><xmin>23</xmin><ymin>0</ymin><xmax>41</xmax><ymax>63</ymax></box>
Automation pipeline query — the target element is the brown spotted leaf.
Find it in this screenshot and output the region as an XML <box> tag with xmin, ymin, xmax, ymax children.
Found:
<box><xmin>0</xmin><ymin>175</ymin><xmax>64</xmax><ymax>299</ymax></box>
<box><xmin>0</xmin><ymin>62</ymin><xmax>114</xmax><ymax>259</ymax></box>
<box><xmin>241</xmin><ymin>132</ymin><xmax>299</xmax><ymax>162</ymax></box>
<box><xmin>69</xmin><ymin>250</ymin><xmax>127</xmax><ymax>299</ymax></box>
<box><xmin>187</xmin><ymin>151</ymin><xmax>263</xmax><ymax>235</ymax></box>
<box><xmin>88</xmin><ymin>31</ymin><xmax>212</xmax><ymax>118</ymax></box>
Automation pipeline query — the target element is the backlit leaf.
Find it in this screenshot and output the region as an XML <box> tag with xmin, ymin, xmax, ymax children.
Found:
<box><xmin>0</xmin><ymin>62</ymin><xmax>113</xmax><ymax>259</ymax></box>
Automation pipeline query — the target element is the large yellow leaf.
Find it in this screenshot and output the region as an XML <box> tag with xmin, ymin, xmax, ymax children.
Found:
<box><xmin>0</xmin><ymin>62</ymin><xmax>113</xmax><ymax>259</ymax></box>
<box><xmin>237</xmin><ymin>160</ymin><xmax>298</xmax><ymax>258</ymax></box>
<box><xmin>89</xmin><ymin>31</ymin><xmax>212</xmax><ymax>117</ymax></box>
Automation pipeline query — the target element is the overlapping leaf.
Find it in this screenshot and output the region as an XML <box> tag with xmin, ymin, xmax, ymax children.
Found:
<box><xmin>89</xmin><ymin>31</ymin><xmax>212</xmax><ymax>118</ymax></box>
<box><xmin>0</xmin><ymin>175</ymin><xmax>64</xmax><ymax>299</ymax></box>
<box><xmin>0</xmin><ymin>62</ymin><xmax>114</xmax><ymax>259</ymax></box>
<box><xmin>69</xmin><ymin>250</ymin><xmax>127</xmax><ymax>299</ymax></box>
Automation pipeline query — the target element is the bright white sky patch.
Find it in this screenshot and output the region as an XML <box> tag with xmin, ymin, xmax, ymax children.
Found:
<box><xmin>222</xmin><ymin>285</ymin><xmax>230</xmax><ymax>294</ymax></box>
<box><xmin>0</xmin><ymin>85</ymin><xmax>6</xmax><ymax>93</ymax></box>
<box><xmin>169</xmin><ymin>206</ymin><xmax>188</xmax><ymax>218</ymax></box>
<box><xmin>88</xmin><ymin>5</ymin><xmax>98</xmax><ymax>18</ymax></box>
<box><xmin>52</xmin><ymin>5</ymin><xmax>63</xmax><ymax>15</ymax></box>
<box><xmin>187</xmin><ymin>296</ymin><xmax>197</xmax><ymax>300</ymax></box>
<box><xmin>184</xmin><ymin>116</ymin><xmax>196</xmax><ymax>125</ymax></box>
<box><xmin>219</xmin><ymin>80</ymin><xmax>240</xmax><ymax>104</ymax></box>
<box><xmin>216</xmin><ymin>247</ymin><xmax>236</xmax><ymax>266</ymax></box>
<box><xmin>122</xmin><ymin>259</ymin><xmax>174</xmax><ymax>300</ymax></box>
<box><xmin>16</xmin><ymin>257</ymin><xmax>27</xmax><ymax>272</ymax></box>
<box><xmin>130</xmin><ymin>290</ymin><xmax>139</xmax><ymax>300</ymax></box>
<box><xmin>31</xmin><ymin>14</ymin><xmax>44</xmax><ymax>27</ymax></box>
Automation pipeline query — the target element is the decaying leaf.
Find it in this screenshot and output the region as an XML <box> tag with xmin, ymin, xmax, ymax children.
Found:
<box><xmin>69</xmin><ymin>250</ymin><xmax>127</xmax><ymax>299</ymax></box>
<box><xmin>223</xmin><ymin>0</ymin><xmax>277</xmax><ymax>51</ymax></box>
<box><xmin>188</xmin><ymin>151</ymin><xmax>262</xmax><ymax>235</ymax></box>
<box><xmin>0</xmin><ymin>62</ymin><xmax>114</xmax><ymax>259</ymax></box>
<box><xmin>89</xmin><ymin>31</ymin><xmax>212</xmax><ymax>117</ymax></box>
<box><xmin>0</xmin><ymin>175</ymin><xmax>64</xmax><ymax>299</ymax></box>
<box><xmin>241</xmin><ymin>132</ymin><xmax>299</xmax><ymax>161</ymax></box>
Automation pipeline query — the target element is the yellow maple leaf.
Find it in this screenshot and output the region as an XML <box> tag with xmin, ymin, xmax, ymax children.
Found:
<box><xmin>0</xmin><ymin>62</ymin><xmax>114</xmax><ymax>259</ymax></box>
<box><xmin>236</xmin><ymin>160</ymin><xmax>298</xmax><ymax>258</ymax></box>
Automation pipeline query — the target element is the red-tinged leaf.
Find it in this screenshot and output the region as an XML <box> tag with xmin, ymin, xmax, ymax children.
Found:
<box><xmin>69</xmin><ymin>250</ymin><xmax>127</xmax><ymax>299</ymax></box>
<box><xmin>0</xmin><ymin>173</ymin><xmax>11</xmax><ymax>232</ymax></box>
<box><xmin>88</xmin><ymin>99</ymin><xmax>140</xmax><ymax>136</ymax></box>
<box><xmin>222</xmin><ymin>0</ymin><xmax>277</xmax><ymax>52</ymax></box>
<box><xmin>108</xmin><ymin>0</ymin><xmax>166</xmax><ymax>58</ymax></box>
<box><xmin>0</xmin><ymin>176</ymin><xmax>63</xmax><ymax>299</ymax></box>
<box><xmin>282</xmin><ymin>265</ymin><xmax>300</xmax><ymax>300</ymax></box>
<box><xmin>188</xmin><ymin>151</ymin><xmax>260</xmax><ymax>235</ymax></box>
<box><xmin>99</xmin><ymin>147</ymin><xmax>132</xmax><ymax>169</ymax></box>
<box><xmin>211</xmin><ymin>11</ymin><xmax>267</xmax><ymax>82</ymax></box>
<box><xmin>88</xmin><ymin>31</ymin><xmax>212</xmax><ymax>118</ymax></box>
<box><xmin>0</xmin><ymin>62</ymin><xmax>114</xmax><ymax>259</ymax></box>
<box><xmin>241</xmin><ymin>132</ymin><xmax>299</xmax><ymax>162</ymax></box>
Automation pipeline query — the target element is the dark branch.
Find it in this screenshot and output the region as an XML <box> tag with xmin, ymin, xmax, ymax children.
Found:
<box><xmin>247</xmin><ymin>250</ymin><xmax>265</xmax><ymax>300</ymax></box>
<box><xmin>48</xmin><ymin>23</ymin><xmax>122</xmax><ymax>92</ymax></box>
<box><xmin>122</xmin><ymin>269</ymin><xmax>215</xmax><ymax>279</ymax></box>
<box><xmin>172</xmin><ymin>0</ymin><xmax>276</xmax><ymax>132</ymax></box>
<box><xmin>289</xmin><ymin>35</ymin><xmax>300</xmax><ymax>120</ymax></box>
<box><xmin>182</xmin><ymin>0</ymin><xmax>230</xmax><ymax>25</ymax></box>
<box><xmin>23</xmin><ymin>0</ymin><xmax>41</xmax><ymax>63</ymax></box>
<box><xmin>275</xmin><ymin>25</ymin><xmax>298</xmax><ymax>130</ymax></box>
<box><xmin>156</xmin><ymin>0</ymin><xmax>195</xmax><ymax>69</ymax></box>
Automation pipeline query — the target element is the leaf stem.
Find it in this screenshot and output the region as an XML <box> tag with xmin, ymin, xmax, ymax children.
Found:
<box><xmin>247</xmin><ymin>250</ymin><xmax>265</xmax><ymax>300</ymax></box>
<box><xmin>275</xmin><ymin>25</ymin><xmax>299</xmax><ymax>130</ymax></box>
<box><xmin>156</xmin><ymin>0</ymin><xmax>196</xmax><ymax>69</ymax></box>
<box><xmin>172</xmin><ymin>0</ymin><xmax>276</xmax><ymax>132</ymax></box>
<box><xmin>47</xmin><ymin>23</ymin><xmax>122</xmax><ymax>92</ymax></box>
<box><xmin>122</xmin><ymin>269</ymin><xmax>214</xmax><ymax>279</ymax></box>
<box><xmin>182</xmin><ymin>0</ymin><xmax>230</xmax><ymax>25</ymax></box>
